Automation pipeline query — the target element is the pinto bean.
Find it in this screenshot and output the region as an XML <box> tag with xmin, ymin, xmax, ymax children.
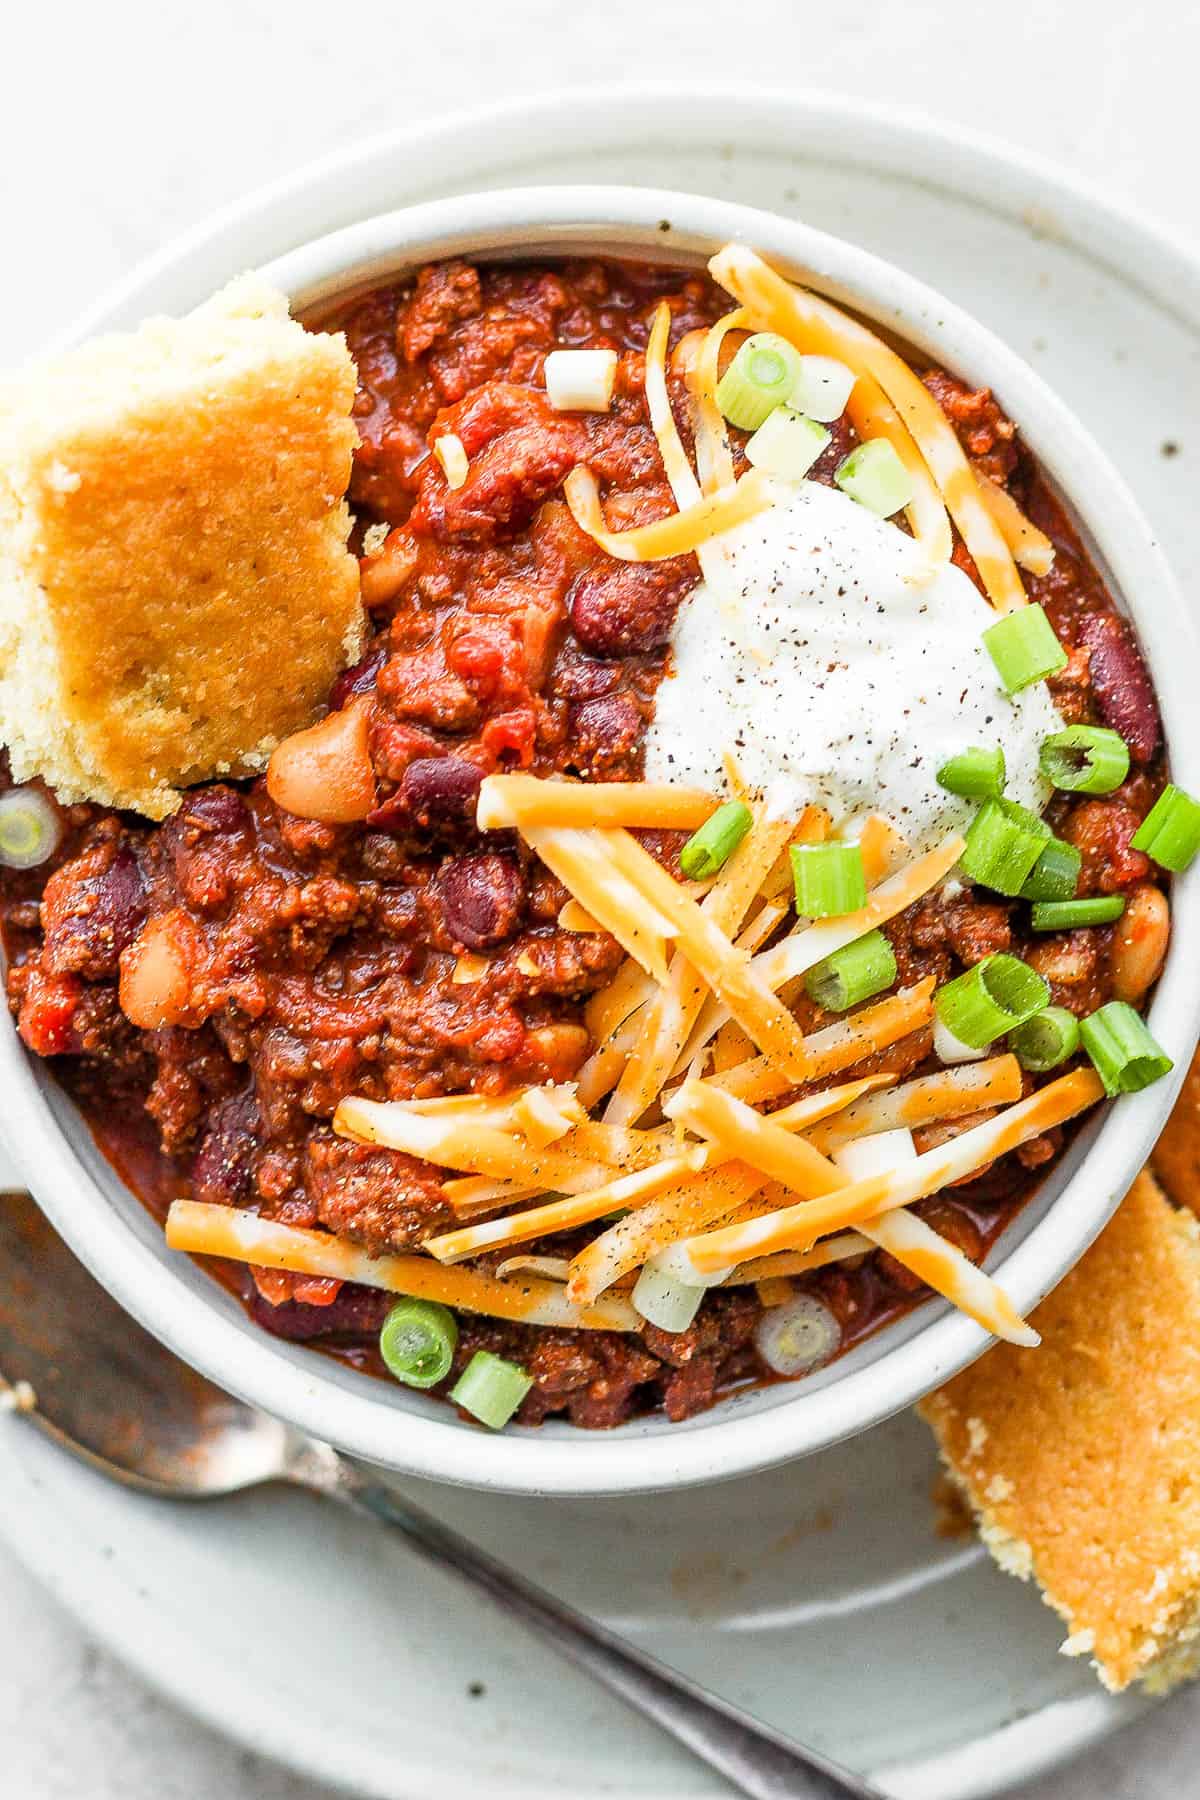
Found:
<box><xmin>1110</xmin><ymin>884</ymin><xmax>1170</xmax><ymax>1004</ymax></box>
<box><xmin>119</xmin><ymin>911</ymin><xmax>199</xmax><ymax>1029</ymax></box>
<box><xmin>359</xmin><ymin>529</ymin><xmax>419</xmax><ymax>608</ymax></box>
<box><xmin>1077</xmin><ymin>613</ymin><xmax>1161</xmax><ymax>764</ymax></box>
<box><xmin>267</xmin><ymin>698</ymin><xmax>377</xmax><ymax>824</ymax></box>
<box><xmin>523</xmin><ymin>1021</ymin><xmax>591</xmax><ymax>1080</ymax></box>
<box><xmin>435</xmin><ymin>852</ymin><xmax>525</xmax><ymax>950</ymax></box>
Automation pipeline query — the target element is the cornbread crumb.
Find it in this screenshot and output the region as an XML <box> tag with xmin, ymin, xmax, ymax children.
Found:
<box><xmin>0</xmin><ymin>273</ymin><xmax>363</xmax><ymax>819</ymax></box>
<box><xmin>920</xmin><ymin>1171</ymin><xmax>1200</xmax><ymax>1694</ymax></box>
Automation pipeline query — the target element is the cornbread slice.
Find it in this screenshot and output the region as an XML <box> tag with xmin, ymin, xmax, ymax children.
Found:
<box><xmin>1152</xmin><ymin>1043</ymin><xmax>1200</xmax><ymax>1217</ymax></box>
<box><xmin>0</xmin><ymin>274</ymin><xmax>363</xmax><ymax>818</ymax></box>
<box><xmin>920</xmin><ymin>1170</ymin><xmax>1200</xmax><ymax>1694</ymax></box>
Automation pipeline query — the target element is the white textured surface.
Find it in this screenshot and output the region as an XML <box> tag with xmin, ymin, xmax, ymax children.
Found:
<box><xmin>3</xmin><ymin>3</ymin><xmax>1199</xmax><ymax>1796</ymax></box>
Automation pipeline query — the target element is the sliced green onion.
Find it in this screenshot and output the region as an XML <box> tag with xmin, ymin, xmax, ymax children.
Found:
<box><xmin>379</xmin><ymin>1299</ymin><xmax>458</xmax><ymax>1390</ymax></box>
<box><xmin>804</xmin><ymin>929</ymin><xmax>897</xmax><ymax>1012</ymax></box>
<box><xmin>716</xmin><ymin>332</ymin><xmax>805</xmax><ymax>431</ymax></box>
<box><xmin>680</xmin><ymin>800</ymin><xmax>753</xmax><ymax>880</ymax></box>
<box><xmin>1038</xmin><ymin>726</ymin><xmax>1130</xmax><ymax>795</ymax></box>
<box><xmin>934</xmin><ymin>1017</ymin><xmax>988</xmax><ymax>1065</ymax></box>
<box><xmin>936</xmin><ymin>745</ymin><xmax>1006</xmax><ymax>801</ymax></box>
<box><xmin>1030</xmin><ymin>895</ymin><xmax>1126</xmax><ymax>931</ymax></box>
<box><xmin>1019</xmin><ymin>838</ymin><xmax>1081</xmax><ymax>903</ymax></box>
<box><xmin>790</xmin><ymin>841</ymin><xmax>867</xmax><ymax>919</ymax></box>
<box><xmin>982</xmin><ymin>603</ymin><xmax>1068</xmax><ymax>694</ymax></box>
<box><xmin>1010</xmin><ymin>1006</ymin><xmax>1081</xmax><ymax>1073</ymax></box>
<box><xmin>1130</xmin><ymin>784</ymin><xmax>1200</xmax><ymax>872</ymax></box>
<box><xmin>632</xmin><ymin>1262</ymin><xmax>705</xmax><ymax>1334</ymax></box>
<box><xmin>449</xmin><ymin>1350</ymin><xmax>533</xmax><ymax>1430</ymax></box>
<box><xmin>0</xmin><ymin>788</ymin><xmax>61</xmax><ymax>870</ymax></box>
<box><xmin>960</xmin><ymin>797</ymin><xmax>1052</xmax><ymax>896</ymax></box>
<box><xmin>789</xmin><ymin>354</ymin><xmax>856</xmax><ymax>424</ymax></box>
<box><xmin>834</xmin><ymin>439</ymin><xmax>914</xmax><ymax>517</ymax></box>
<box><xmin>934</xmin><ymin>952</ymin><xmax>1050</xmax><ymax>1049</ymax></box>
<box><xmin>744</xmin><ymin>406</ymin><xmax>831</xmax><ymax>480</ymax></box>
<box><xmin>753</xmin><ymin>1294</ymin><xmax>842</xmax><ymax>1376</ymax></box>
<box><xmin>1079</xmin><ymin>1001</ymin><xmax>1173</xmax><ymax>1095</ymax></box>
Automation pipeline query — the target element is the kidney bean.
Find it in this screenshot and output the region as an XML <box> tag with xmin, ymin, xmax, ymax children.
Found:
<box><xmin>368</xmin><ymin>755</ymin><xmax>483</xmax><ymax>833</ymax></box>
<box><xmin>1077</xmin><ymin>613</ymin><xmax>1161</xmax><ymax>764</ymax></box>
<box><xmin>549</xmin><ymin>647</ymin><xmax>621</xmax><ymax>702</ymax></box>
<box><xmin>249</xmin><ymin>1282</ymin><xmax>393</xmax><ymax>1341</ymax></box>
<box><xmin>329</xmin><ymin>646</ymin><xmax>387</xmax><ymax>711</ymax></box>
<box><xmin>191</xmin><ymin>1088</ymin><xmax>262</xmax><ymax>1208</ymax></box>
<box><xmin>176</xmin><ymin>786</ymin><xmax>249</xmax><ymax>836</ymax></box>
<box><xmin>435</xmin><ymin>852</ymin><xmax>525</xmax><ymax>949</ymax></box>
<box><xmin>568</xmin><ymin>558</ymin><xmax>697</xmax><ymax>656</ymax></box>
<box><xmin>567</xmin><ymin>692</ymin><xmax>644</xmax><ymax>777</ymax></box>
<box><xmin>42</xmin><ymin>840</ymin><xmax>147</xmax><ymax>981</ymax></box>
<box><xmin>807</xmin><ymin>412</ymin><xmax>857</xmax><ymax>488</ymax></box>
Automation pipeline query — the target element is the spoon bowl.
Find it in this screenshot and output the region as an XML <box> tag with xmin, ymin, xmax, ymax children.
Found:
<box><xmin>0</xmin><ymin>1190</ymin><xmax>292</xmax><ymax>1495</ymax></box>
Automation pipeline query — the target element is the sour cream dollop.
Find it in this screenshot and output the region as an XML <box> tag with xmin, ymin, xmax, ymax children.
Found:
<box><xmin>644</xmin><ymin>481</ymin><xmax>1061</xmax><ymax>851</ymax></box>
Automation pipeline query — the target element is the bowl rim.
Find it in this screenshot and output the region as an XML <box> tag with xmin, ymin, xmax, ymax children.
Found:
<box><xmin>6</xmin><ymin>176</ymin><xmax>1199</xmax><ymax>1497</ymax></box>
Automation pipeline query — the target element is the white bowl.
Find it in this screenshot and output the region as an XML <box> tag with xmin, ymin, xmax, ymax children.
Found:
<box><xmin>4</xmin><ymin>184</ymin><xmax>1198</xmax><ymax>1496</ymax></box>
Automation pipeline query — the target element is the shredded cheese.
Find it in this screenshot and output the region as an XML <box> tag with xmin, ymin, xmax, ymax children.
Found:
<box><xmin>605</xmin><ymin>811</ymin><xmax>794</xmax><ymax>1127</ymax></box>
<box><xmin>544</xmin><ymin>348</ymin><xmax>618</xmax><ymax>413</ymax></box>
<box><xmin>478</xmin><ymin>774</ymin><xmax>718</xmax><ymax>833</ymax></box>
<box><xmin>709</xmin><ymin>245</ymin><xmax>1027</xmax><ymax>611</ymax></box>
<box><xmin>655</xmin><ymin>1068</ymin><xmax>1104</xmax><ymax>1279</ymax></box>
<box><xmin>600</xmin><ymin>828</ymin><xmax>811</xmax><ymax>1080</ymax></box>
<box><xmin>566</xmin><ymin>1075</ymin><xmax>883</xmax><ymax>1305</ymax></box>
<box><xmin>858</xmin><ymin>1207</ymin><xmax>1039</xmax><ymax>1347</ymax></box>
<box><xmin>643</xmin><ymin>300</ymin><xmax>703</xmax><ymax>509</ymax></box>
<box><xmin>520</xmin><ymin>825</ymin><xmax>680</xmax><ymax>984</ymax></box>
<box><xmin>165</xmin><ymin>1202</ymin><xmax>639</xmax><ymax>1330</ymax></box>
<box><xmin>980</xmin><ymin>476</ymin><xmax>1056</xmax><ymax>576</ymax></box>
<box><xmin>664</xmin><ymin>1080</ymin><xmax>845</xmax><ymax>1199</ymax></box>
<box><xmin>564</xmin><ymin>464</ymin><xmax>775</xmax><ymax>564</ymax></box>
<box><xmin>687</xmin><ymin>307</ymin><xmax>747</xmax><ymax>494</ymax></box>
<box><xmin>433</xmin><ymin>433</ymin><xmax>469</xmax><ymax>489</ymax></box>
<box><xmin>721</xmin><ymin>1233</ymin><xmax>874</xmax><ymax>1284</ymax></box>
<box><xmin>706</xmin><ymin>978</ymin><xmax>936</xmax><ymax>1106</ymax></box>
<box><xmin>805</xmin><ymin>1055</ymin><xmax>1024</xmax><ymax>1153</ymax></box>
<box><xmin>335</xmin><ymin>1097</ymin><xmax>619</xmax><ymax>1192</ymax></box>
<box><xmin>423</xmin><ymin>1150</ymin><xmax>709</xmax><ymax>1263</ymax></box>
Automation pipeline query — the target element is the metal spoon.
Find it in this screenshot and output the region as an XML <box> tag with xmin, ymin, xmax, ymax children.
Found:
<box><xmin>0</xmin><ymin>1189</ymin><xmax>886</xmax><ymax>1800</ymax></box>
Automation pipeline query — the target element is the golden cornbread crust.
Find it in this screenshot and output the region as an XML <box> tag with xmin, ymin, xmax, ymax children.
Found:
<box><xmin>1152</xmin><ymin>1044</ymin><xmax>1200</xmax><ymax>1218</ymax></box>
<box><xmin>919</xmin><ymin>1170</ymin><xmax>1200</xmax><ymax>1694</ymax></box>
<box><xmin>0</xmin><ymin>274</ymin><xmax>363</xmax><ymax>819</ymax></box>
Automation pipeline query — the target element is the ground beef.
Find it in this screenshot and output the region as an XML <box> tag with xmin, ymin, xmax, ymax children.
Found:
<box><xmin>303</xmin><ymin>1134</ymin><xmax>451</xmax><ymax>1253</ymax></box>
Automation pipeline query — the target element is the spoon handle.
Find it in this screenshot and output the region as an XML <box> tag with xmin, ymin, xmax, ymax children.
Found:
<box><xmin>321</xmin><ymin>1465</ymin><xmax>887</xmax><ymax>1800</ymax></box>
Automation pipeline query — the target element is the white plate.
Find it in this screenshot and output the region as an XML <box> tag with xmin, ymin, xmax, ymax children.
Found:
<box><xmin>2</xmin><ymin>86</ymin><xmax>1197</xmax><ymax>1799</ymax></box>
